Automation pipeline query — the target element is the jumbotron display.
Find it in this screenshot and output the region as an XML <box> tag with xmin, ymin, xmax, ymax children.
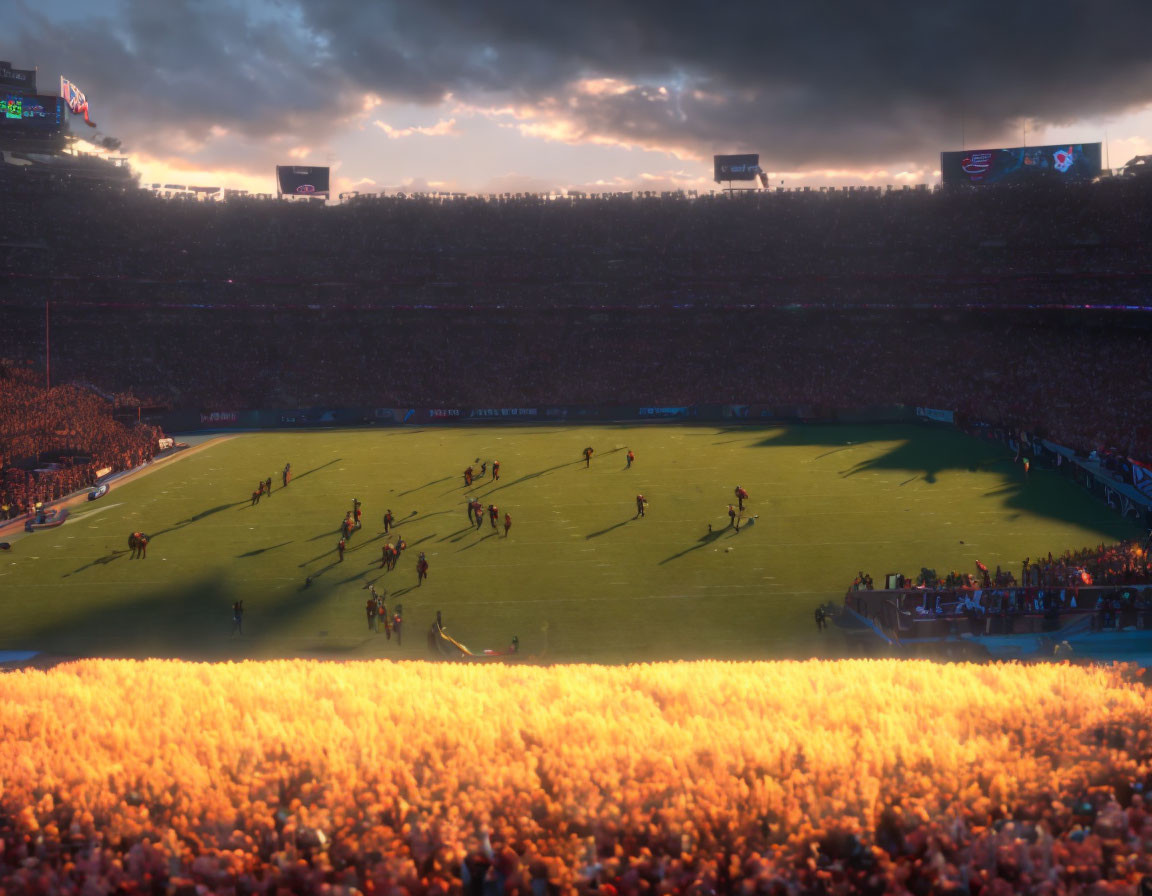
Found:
<box><xmin>276</xmin><ymin>164</ymin><xmax>330</xmax><ymax>195</ymax></box>
<box><xmin>942</xmin><ymin>142</ymin><xmax>1102</xmax><ymax>185</ymax></box>
<box><xmin>713</xmin><ymin>153</ymin><xmax>760</xmax><ymax>182</ymax></box>
<box><xmin>0</xmin><ymin>93</ymin><xmax>62</xmax><ymax>130</ymax></box>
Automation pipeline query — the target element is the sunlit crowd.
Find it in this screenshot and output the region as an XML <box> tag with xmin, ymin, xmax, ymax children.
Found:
<box><xmin>0</xmin><ymin>363</ymin><xmax>160</xmax><ymax>519</ymax></box>
<box><xmin>0</xmin><ymin>659</ymin><xmax>1149</xmax><ymax>894</ymax></box>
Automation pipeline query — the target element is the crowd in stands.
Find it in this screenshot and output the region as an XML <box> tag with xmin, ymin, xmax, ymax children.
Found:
<box><xmin>858</xmin><ymin>540</ymin><xmax>1152</xmax><ymax>594</ymax></box>
<box><xmin>4</xmin><ymin>176</ymin><xmax>1152</xmax><ymax>308</ymax></box>
<box><xmin>2</xmin><ymin>659</ymin><xmax>1152</xmax><ymax>895</ymax></box>
<box><xmin>3</xmin><ymin>177</ymin><xmax>1152</xmax><ymax>498</ymax></box>
<box><xmin>0</xmin><ymin>363</ymin><xmax>161</xmax><ymax>520</ymax></box>
<box><xmin>850</xmin><ymin>541</ymin><xmax>1152</xmax><ymax>637</ymax></box>
<box><xmin>4</xmin><ymin>304</ymin><xmax>1151</xmax><ymax>463</ymax></box>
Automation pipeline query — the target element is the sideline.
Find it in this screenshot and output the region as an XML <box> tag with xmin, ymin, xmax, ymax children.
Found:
<box><xmin>0</xmin><ymin>435</ymin><xmax>235</xmax><ymax>545</ymax></box>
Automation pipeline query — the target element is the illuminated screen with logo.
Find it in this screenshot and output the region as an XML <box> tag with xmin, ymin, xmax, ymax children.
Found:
<box><xmin>941</xmin><ymin>143</ymin><xmax>1102</xmax><ymax>186</ymax></box>
<box><xmin>0</xmin><ymin>94</ymin><xmax>62</xmax><ymax>131</ymax></box>
<box><xmin>713</xmin><ymin>154</ymin><xmax>760</xmax><ymax>182</ymax></box>
<box><xmin>276</xmin><ymin>165</ymin><xmax>331</xmax><ymax>195</ymax></box>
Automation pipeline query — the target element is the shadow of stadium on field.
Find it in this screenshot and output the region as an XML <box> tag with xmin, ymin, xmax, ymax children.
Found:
<box><xmin>752</xmin><ymin>425</ymin><xmax>1141</xmax><ymax>536</ymax></box>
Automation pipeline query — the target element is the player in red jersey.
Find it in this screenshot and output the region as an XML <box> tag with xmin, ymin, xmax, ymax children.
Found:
<box><xmin>735</xmin><ymin>486</ymin><xmax>748</xmax><ymax>510</ymax></box>
<box><xmin>635</xmin><ymin>494</ymin><xmax>646</xmax><ymax>518</ymax></box>
<box><xmin>337</xmin><ymin>536</ymin><xmax>347</xmax><ymax>562</ymax></box>
<box><xmin>626</xmin><ymin>450</ymin><xmax>635</xmax><ymax>468</ymax></box>
<box><xmin>492</xmin><ymin>460</ymin><xmax>501</xmax><ymax>480</ymax></box>
<box><xmin>464</xmin><ymin>466</ymin><xmax>474</xmax><ymax>487</ymax></box>
<box><xmin>416</xmin><ymin>552</ymin><xmax>429</xmax><ymax>586</ymax></box>
<box><xmin>503</xmin><ymin>511</ymin><xmax>512</xmax><ymax>537</ymax></box>
<box><xmin>473</xmin><ymin>498</ymin><xmax>484</xmax><ymax>530</ymax></box>
<box><xmin>383</xmin><ymin>509</ymin><xmax>394</xmax><ymax>533</ymax></box>
<box><xmin>488</xmin><ymin>503</ymin><xmax>499</xmax><ymax>529</ymax></box>
<box><xmin>583</xmin><ymin>446</ymin><xmax>594</xmax><ymax>468</ymax></box>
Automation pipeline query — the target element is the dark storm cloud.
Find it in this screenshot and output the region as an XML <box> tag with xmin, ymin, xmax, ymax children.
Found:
<box><xmin>292</xmin><ymin>0</ymin><xmax>1152</xmax><ymax>164</ymax></box>
<box><xmin>14</xmin><ymin>0</ymin><xmax>1152</xmax><ymax>168</ymax></box>
<box><xmin>14</xmin><ymin>0</ymin><xmax>363</xmax><ymax>157</ymax></box>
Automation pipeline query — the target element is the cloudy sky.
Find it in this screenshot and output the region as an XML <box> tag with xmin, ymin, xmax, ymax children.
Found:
<box><xmin>12</xmin><ymin>0</ymin><xmax>1152</xmax><ymax>194</ymax></box>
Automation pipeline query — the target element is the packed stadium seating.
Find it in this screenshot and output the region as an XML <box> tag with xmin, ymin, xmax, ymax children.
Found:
<box><xmin>0</xmin><ymin>363</ymin><xmax>159</xmax><ymax>518</ymax></box>
<box><xmin>3</xmin><ymin>175</ymin><xmax>1152</xmax><ymax>308</ymax></box>
<box><xmin>0</xmin><ymin>659</ymin><xmax>1151</xmax><ymax>895</ymax></box>
<box><xmin>2</xmin><ymin>304</ymin><xmax>1150</xmax><ymax>463</ymax></box>
<box><xmin>2</xmin><ymin>176</ymin><xmax>1151</xmax><ymax>481</ymax></box>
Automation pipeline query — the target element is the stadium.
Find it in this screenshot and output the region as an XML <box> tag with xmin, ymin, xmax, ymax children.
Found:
<box><xmin>4</xmin><ymin>27</ymin><xmax>1152</xmax><ymax>893</ymax></box>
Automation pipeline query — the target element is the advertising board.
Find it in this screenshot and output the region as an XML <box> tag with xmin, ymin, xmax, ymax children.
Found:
<box><xmin>941</xmin><ymin>143</ymin><xmax>1102</xmax><ymax>185</ymax></box>
<box><xmin>276</xmin><ymin>165</ymin><xmax>331</xmax><ymax>195</ymax></box>
<box><xmin>713</xmin><ymin>154</ymin><xmax>760</xmax><ymax>182</ymax></box>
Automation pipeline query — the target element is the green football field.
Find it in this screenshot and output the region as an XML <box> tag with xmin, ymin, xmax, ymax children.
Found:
<box><xmin>0</xmin><ymin>424</ymin><xmax>1140</xmax><ymax>662</ymax></box>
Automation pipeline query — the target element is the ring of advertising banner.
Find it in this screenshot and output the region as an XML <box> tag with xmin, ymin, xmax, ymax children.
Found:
<box><xmin>941</xmin><ymin>143</ymin><xmax>1102</xmax><ymax>186</ymax></box>
<box><xmin>713</xmin><ymin>153</ymin><xmax>761</xmax><ymax>182</ymax></box>
<box><xmin>276</xmin><ymin>165</ymin><xmax>331</xmax><ymax>195</ymax></box>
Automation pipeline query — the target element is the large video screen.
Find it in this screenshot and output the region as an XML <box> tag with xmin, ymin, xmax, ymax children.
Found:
<box><xmin>0</xmin><ymin>94</ymin><xmax>62</xmax><ymax>131</ymax></box>
<box><xmin>941</xmin><ymin>143</ymin><xmax>1102</xmax><ymax>186</ymax></box>
<box><xmin>276</xmin><ymin>165</ymin><xmax>330</xmax><ymax>195</ymax></box>
<box><xmin>714</xmin><ymin>154</ymin><xmax>760</xmax><ymax>182</ymax></box>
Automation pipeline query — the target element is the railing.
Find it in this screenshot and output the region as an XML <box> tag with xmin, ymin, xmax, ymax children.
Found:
<box><xmin>845</xmin><ymin>585</ymin><xmax>1152</xmax><ymax>640</ymax></box>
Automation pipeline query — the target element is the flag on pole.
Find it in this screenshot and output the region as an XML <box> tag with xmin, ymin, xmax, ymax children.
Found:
<box><xmin>60</xmin><ymin>76</ymin><xmax>96</xmax><ymax>127</ymax></box>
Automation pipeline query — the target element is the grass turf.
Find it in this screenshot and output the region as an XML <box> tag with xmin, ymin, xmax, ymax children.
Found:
<box><xmin>0</xmin><ymin>424</ymin><xmax>1140</xmax><ymax>662</ymax></box>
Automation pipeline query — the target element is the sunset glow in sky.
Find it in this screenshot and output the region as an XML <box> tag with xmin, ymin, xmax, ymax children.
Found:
<box><xmin>13</xmin><ymin>0</ymin><xmax>1152</xmax><ymax>194</ymax></box>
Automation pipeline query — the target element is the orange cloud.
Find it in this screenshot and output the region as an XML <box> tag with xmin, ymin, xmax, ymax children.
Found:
<box><xmin>373</xmin><ymin>118</ymin><xmax>460</xmax><ymax>139</ymax></box>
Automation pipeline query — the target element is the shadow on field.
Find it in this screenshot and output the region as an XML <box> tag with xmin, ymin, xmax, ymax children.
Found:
<box><xmin>658</xmin><ymin>528</ymin><xmax>728</xmax><ymax>565</ymax></box>
<box><xmin>755</xmin><ymin>425</ymin><xmax>1141</xmax><ymax>537</ymax></box>
<box><xmin>479</xmin><ymin>459</ymin><xmax>585</xmax><ymax>496</ymax></box>
<box><xmin>299</xmin><ymin>548</ymin><xmax>339</xmax><ymax>566</ymax></box>
<box><xmin>457</xmin><ymin>532</ymin><xmax>497</xmax><ymax>551</ymax></box>
<box><xmin>397</xmin><ymin>509</ymin><xmax>453</xmax><ymax>525</ymax></box>
<box><xmin>149</xmin><ymin>500</ymin><xmax>248</xmax><ymax>540</ymax></box>
<box><xmin>438</xmin><ymin>525</ymin><xmax>476</xmax><ymax>542</ymax></box>
<box><xmin>65</xmin><ymin>549</ymin><xmax>132</xmax><ymax>575</ymax></box>
<box><xmin>301</xmin><ymin>638</ymin><xmax>376</xmax><ymax>655</ymax></box>
<box><xmin>586</xmin><ymin>520</ymin><xmax>629</xmax><ymax>539</ymax></box>
<box><xmin>397</xmin><ymin>476</ymin><xmax>454</xmax><ymax>496</ymax></box>
<box><xmin>291</xmin><ymin>458</ymin><xmax>342</xmax><ymax>482</ymax></box>
<box><xmin>236</xmin><ymin>541</ymin><xmax>292</xmax><ymax>558</ymax></box>
<box><xmin>2</xmin><ymin>572</ymin><xmax>248</xmax><ymax>659</ymax></box>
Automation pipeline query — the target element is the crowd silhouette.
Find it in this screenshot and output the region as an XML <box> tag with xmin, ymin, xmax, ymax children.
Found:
<box><xmin>4</xmin><ymin>177</ymin><xmax>1152</xmax><ymax>308</ymax></box>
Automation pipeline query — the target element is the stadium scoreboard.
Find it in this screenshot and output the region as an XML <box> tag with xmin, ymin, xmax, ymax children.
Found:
<box><xmin>276</xmin><ymin>165</ymin><xmax>331</xmax><ymax>196</ymax></box>
<box><xmin>714</xmin><ymin>154</ymin><xmax>761</xmax><ymax>182</ymax></box>
<box><xmin>941</xmin><ymin>142</ymin><xmax>1102</xmax><ymax>186</ymax></box>
<box><xmin>0</xmin><ymin>93</ymin><xmax>62</xmax><ymax>132</ymax></box>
